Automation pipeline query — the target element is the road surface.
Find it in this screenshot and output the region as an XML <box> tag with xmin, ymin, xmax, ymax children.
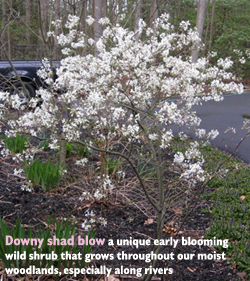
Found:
<box><xmin>181</xmin><ymin>93</ymin><xmax>250</xmax><ymax>163</ymax></box>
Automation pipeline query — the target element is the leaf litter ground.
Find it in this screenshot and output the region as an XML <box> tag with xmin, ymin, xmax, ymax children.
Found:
<box><xmin>0</xmin><ymin>154</ymin><xmax>243</xmax><ymax>281</ymax></box>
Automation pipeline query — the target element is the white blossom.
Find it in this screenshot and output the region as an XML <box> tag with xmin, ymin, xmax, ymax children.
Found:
<box><xmin>173</xmin><ymin>152</ymin><xmax>185</xmax><ymax>164</ymax></box>
<box><xmin>21</xmin><ymin>185</ymin><xmax>32</xmax><ymax>192</ymax></box>
<box><xmin>99</xmin><ymin>17</ymin><xmax>110</xmax><ymax>25</ymax></box>
<box><xmin>93</xmin><ymin>189</ymin><xmax>105</xmax><ymax>200</ymax></box>
<box><xmin>179</xmin><ymin>20</ymin><xmax>190</xmax><ymax>31</ymax></box>
<box><xmin>65</xmin><ymin>15</ymin><xmax>79</xmax><ymax>29</ymax></box>
<box><xmin>86</xmin><ymin>15</ymin><xmax>95</xmax><ymax>26</ymax></box>
<box><xmin>217</xmin><ymin>57</ymin><xmax>234</xmax><ymax>69</ymax></box>
<box><xmin>148</xmin><ymin>133</ymin><xmax>158</xmax><ymax>141</ymax></box>
<box><xmin>14</xmin><ymin>168</ymin><xmax>24</xmax><ymax>176</ymax></box>
<box><xmin>196</xmin><ymin>129</ymin><xmax>206</xmax><ymax>138</ymax></box>
<box><xmin>160</xmin><ymin>130</ymin><xmax>173</xmax><ymax>149</ymax></box>
<box><xmin>75</xmin><ymin>158</ymin><xmax>88</xmax><ymax>166</ymax></box>
<box><xmin>207</xmin><ymin>129</ymin><xmax>219</xmax><ymax>140</ymax></box>
<box><xmin>239</xmin><ymin>57</ymin><xmax>246</xmax><ymax>64</ymax></box>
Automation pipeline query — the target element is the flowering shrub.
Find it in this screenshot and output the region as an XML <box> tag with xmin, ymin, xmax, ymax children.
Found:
<box><xmin>0</xmin><ymin>14</ymin><xmax>244</xmax><ymax>279</ymax></box>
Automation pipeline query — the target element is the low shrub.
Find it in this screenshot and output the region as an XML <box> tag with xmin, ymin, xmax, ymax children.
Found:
<box><xmin>3</xmin><ymin>134</ymin><xmax>29</xmax><ymax>153</ymax></box>
<box><xmin>23</xmin><ymin>158</ymin><xmax>62</xmax><ymax>191</ymax></box>
<box><xmin>0</xmin><ymin>217</ymin><xmax>94</xmax><ymax>270</ymax></box>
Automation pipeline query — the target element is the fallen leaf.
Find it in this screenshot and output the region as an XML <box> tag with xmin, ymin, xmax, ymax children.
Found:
<box><xmin>163</xmin><ymin>225</ymin><xmax>178</xmax><ymax>235</ymax></box>
<box><xmin>173</xmin><ymin>207</ymin><xmax>183</xmax><ymax>215</ymax></box>
<box><xmin>144</xmin><ymin>218</ymin><xmax>154</xmax><ymax>225</ymax></box>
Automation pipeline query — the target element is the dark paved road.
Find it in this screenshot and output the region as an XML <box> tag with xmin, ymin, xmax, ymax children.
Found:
<box><xmin>183</xmin><ymin>93</ymin><xmax>250</xmax><ymax>163</ymax></box>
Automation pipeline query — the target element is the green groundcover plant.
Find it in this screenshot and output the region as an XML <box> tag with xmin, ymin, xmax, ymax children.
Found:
<box><xmin>23</xmin><ymin>158</ymin><xmax>62</xmax><ymax>191</ymax></box>
<box><xmin>0</xmin><ymin>217</ymin><xmax>94</xmax><ymax>271</ymax></box>
<box><xmin>204</xmin><ymin>165</ymin><xmax>250</xmax><ymax>277</ymax></box>
<box><xmin>3</xmin><ymin>134</ymin><xmax>29</xmax><ymax>154</ymax></box>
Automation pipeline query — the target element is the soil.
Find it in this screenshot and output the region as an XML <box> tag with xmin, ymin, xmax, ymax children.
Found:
<box><xmin>0</xmin><ymin>153</ymin><xmax>244</xmax><ymax>281</ymax></box>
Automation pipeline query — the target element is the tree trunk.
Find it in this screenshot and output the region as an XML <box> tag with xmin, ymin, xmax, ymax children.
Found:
<box><xmin>39</xmin><ymin>0</ymin><xmax>49</xmax><ymax>41</ymax></box>
<box><xmin>102</xmin><ymin>0</ymin><xmax>107</xmax><ymax>18</ymax></box>
<box><xmin>209</xmin><ymin>0</ymin><xmax>216</xmax><ymax>53</ymax></box>
<box><xmin>54</xmin><ymin>0</ymin><xmax>61</xmax><ymax>46</ymax></box>
<box><xmin>94</xmin><ymin>0</ymin><xmax>103</xmax><ymax>54</ymax></box>
<box><xmin>204</xmin><ymin>3</ymin><xmax>210</xmax><ymax>54</ymax></box>
<box><xmin>1</xmin><ymin>0</ymin><xmax>7</xmax><ymax>59</ymax></box>
<box><xmin>59</xmin><ymin>139</ymin><xmax>67</xmax><ymax>167</ymax></box>
<box><xmin>79</xmin><ymin>0</ymin><xmax>87</xmax><ymax>32</ymax></box>
<box><xmin>25</xmin><ymin>0</ymin><xmax>31</xmax><ymax>45</ymax></box>
<box><xmin>150</xmin><ymin>0</ymin><xmax>158</xmax><ymax>29</ymax></box>
<box><xmin>192</xmin><ymin>0</ymin><xmax>207</xmax><ymax>63</ymax></box>
<box><xmin>135</xmin><ymin>0</ymin><xmax>142</xmax><ymax>41</ymax></box>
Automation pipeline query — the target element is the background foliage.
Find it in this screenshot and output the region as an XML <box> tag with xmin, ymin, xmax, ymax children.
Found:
<box><xmin>0</xmin><ymin>0</ymin><xmax>250</xmax><ymax>78</ymax></box>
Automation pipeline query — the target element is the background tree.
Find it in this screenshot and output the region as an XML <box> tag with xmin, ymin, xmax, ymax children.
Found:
<box><xmin>25</xmin><ymin>0</ymin><xmax>31</xmax><ymax>45</ymax></box>
<box><xmin>94</xmin><ymin>0</ymin><xmax>103</xmax><ymax>42</ymax></box>
<box><xmin>53</xmin><ymin>0</ymin><xmax>60</xmax><ymax>46</ymax></box>
<box><xmin>150</xmin><ymin>0</ymin><xmax>158</xmax><ymax>29</ymax></box>
<box><xmin>1</xmin><ymin>0</ymin><xmax>8</xmax><ymax>58</ymax></box>
<box><xmin>192</xmin><ymin>0</ymin><xmax>207</xmax><ymax>62</ymax></box>
<box><xmin>135</xmin><ymin>0</ymin><xmax>142</xmax><ymax>40</ymax></box>
<box><xmin>0</xmin><ymin>0</ymin><xmax>249</xmax><ymax>77</ymax></box>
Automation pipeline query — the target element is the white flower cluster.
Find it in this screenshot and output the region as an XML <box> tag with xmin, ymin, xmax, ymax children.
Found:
<box><xmin>99</xmin><ymin>18</ymin><xmax>110</xmax><ymax>26</ymax></box>
<box><xmin>160</xmin><ymin>130</ymin><xmax>173</xmax><ymax>149</ymax></box>
<box><xmin>14</xmin><ymin>168</ymin><xmax>24</xmax><ymax>177</ymax></box>
<box><xmin>181</xmin><ymin>162</ymin><xmax>206</xmax><ymax>183</ymax></box>
<box><xmin>21</xmin><ymin>185</ymin><xmax>32</xmax><ymax>192</ymax></box>
<box><xmin>173</xmin><ymin>152</ymin><xmax>185</xmax><ymax>164</ymax></box>
<box><xmin>75</xmin><ymin>158</ymin><xmax>88</xmax><ymax>166</ymax></box>
<box><xmin>81</xmin><ymin>209</ymin><xmax>107</xmax><ymax>231</ymax></box>
<box><xmin>173</xmin><ymin>141</ymin><xmax>207</xmax><ymax>184</ymax></box>
<box><xmin>86</xmin><ymin>15</ymin><xmax>95</xmax><ymax>26</ymax></box>
<box><xmin>65</xmin><ymin>15</ymin><xmax>79</xmax><ymax>29</ymax></box>
<box><xmin>37</xmin><ymin>58</ymin><xmax>54</xmax><ymax>85</ymax></box>
<box><xmin>195</xmin><ymin>129</ymin><xmax>219</xmax><ymax>140</ymax></box>
<box><xmin>80</xmin><ymin>175</ymin><xmax>115</xmax><ymax>202</ymax></box>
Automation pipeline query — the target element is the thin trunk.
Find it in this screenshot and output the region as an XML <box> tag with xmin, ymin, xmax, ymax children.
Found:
<box><xmin>1</xmin><ymin>0</ymin><xmax>7</xmax><ymax>59</ymax></box>
<box><xmin>88</xmin><ymin>0</ymin><xmax>93</xmax><ymax>14</ymax></box>
<box><xmin>192</xmin><ymin>0</ymin><xmax>206</xmax><ymax>63</ymax></box>
<box><xmin>135</xmin><ymin>0</ymin><xmax>142</xmax><ymax>41</ymax></box>
<box><xmin>54</xmin><ymin>0</ymin><xmax>60</xmax><ymax>46</ymax></box>
<box><xmin>102</xmin><ymin>0</ymin><xmax>107</xmax><ymax>18</ymax></box>
<box><xmin>150</xmin><ymin>0</ymin><xmax>158</xmax><ymax>28</ymax></box>
<box><xmin>209</xmin><ymin>0</ymin><xmax>216</xmax><ymax>53</ymax></box>
<box><xmin>118</xmin><ymin>0</ymin><xmax>123</xmax><ymax>14</ymax></box>
<box><xmin>79</xmin><ymin>0</ymin><xmax>87</xmax><ymax>32</ymax></box>
<box><xmin>94</xmin><ymin>0</ymin><xmax>103</xmax><ymax>54</ymax></box>
<box><xmin>177</xmin><ymin>0</ymin><xmax>181</xmax><ymax>19</ymax></box>
<box><xmin>108</xmin><ymin>0</ymin><xmax>114</xmax><ymax>24</ymax></box>
<box><xmin>39</xmin><ymin>0</ymin><xmax>48</xmax><ymax>41</ymax></box>
<box><xmin>87</xmin><ymin>0</ymin><xmax>94</xmax><ymax>39</ymax></box>
<box><xmin>72</xmin><ymin>0</ymin><xmax>76</xmax><ymax>15</ymax></box>
<box><xmin>59</xmin><ymin>139</ymin><xmax>67</xmax><ymax>166</ymax></box>
<box><xmin>204</xmin><ymin>3</ymin><xmax>210</xmax><ymax>54</ymax></box>
<box><xmin>26</xmin><ymin>0</ymin><xmax>31</xmax><ymax>44</ymax></box>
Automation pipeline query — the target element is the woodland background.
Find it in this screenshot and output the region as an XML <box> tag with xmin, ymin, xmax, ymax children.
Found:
<box><xmin>0</xmin><ymin>0</ymin><xmax>249</xmax><ymax>78</ymax></box>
